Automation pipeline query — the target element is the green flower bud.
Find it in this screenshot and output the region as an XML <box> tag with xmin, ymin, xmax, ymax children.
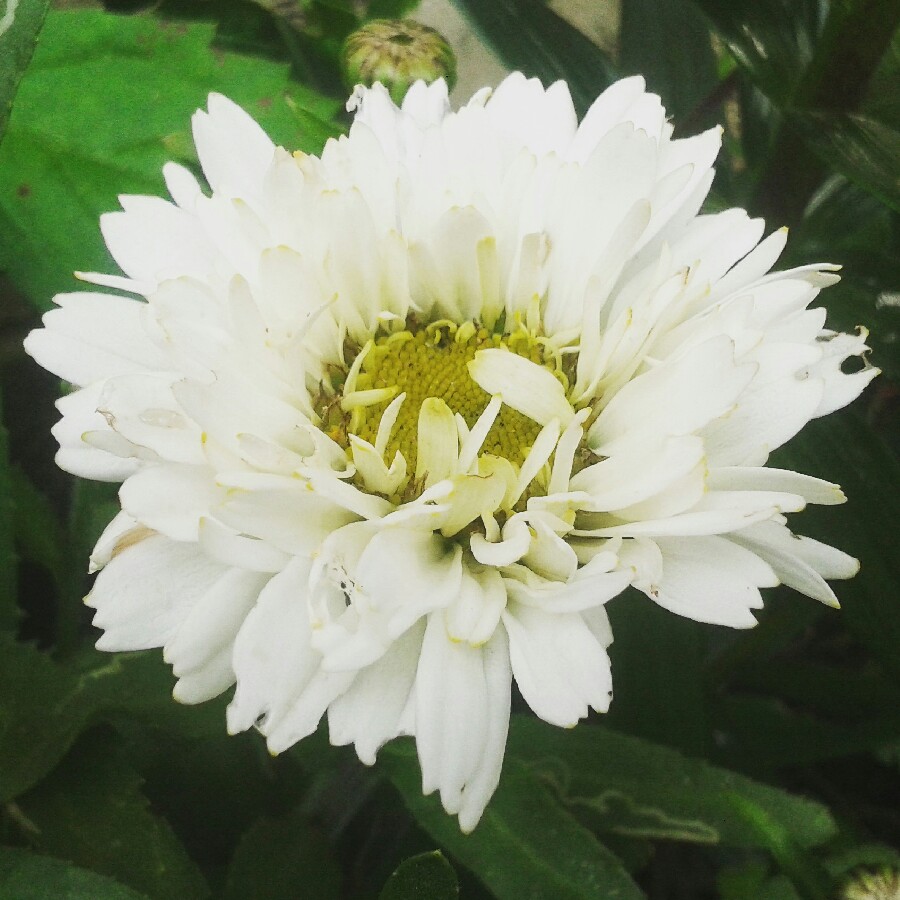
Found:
<box><xmin>341</xmin><ymin>19</ymin><xmax>457</xmax><ymax>105</ymax></box>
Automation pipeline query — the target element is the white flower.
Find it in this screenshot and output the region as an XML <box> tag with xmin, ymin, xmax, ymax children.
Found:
<box><xmin>25</xmin><ymin>73</ymin><xmax>876</xmax><ymax>831</ymax></box>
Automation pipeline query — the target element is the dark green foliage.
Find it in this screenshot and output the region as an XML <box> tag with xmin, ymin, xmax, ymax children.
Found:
<box><xmin>379</xmin><ymin>852</ymin><xmax>459</xmax><ymax>900</ymax></box>
<box><xmin>1</xmin><ymin>1</ymin><xmax>899</xmax><ymax>899</ymax></box>
<box><xmin>383</xmin><ymin>741</ymin><xmax>645</xmax><ymax>900</ymax></box>
<box><xmin>0</xmin><ymin>848</ymin><xmax>151</xmax><ymax>900</ymax></box>
<box><xmin>222</xmin><ymin>805</ymin><xmax>343</xmax><ymax>899</ymax></box>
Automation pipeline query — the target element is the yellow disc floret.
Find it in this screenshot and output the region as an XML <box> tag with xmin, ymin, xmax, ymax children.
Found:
<box><xmin>322</xmin><ymin>319</ymin><xmax>567</xmax><ymax>472</ymax></box>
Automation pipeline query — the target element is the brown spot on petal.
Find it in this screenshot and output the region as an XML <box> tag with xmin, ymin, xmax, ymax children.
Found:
<box><xmin>111</xmin><ymin>526</ymin><xmax>156</xmax><ymax>560</ymax></box>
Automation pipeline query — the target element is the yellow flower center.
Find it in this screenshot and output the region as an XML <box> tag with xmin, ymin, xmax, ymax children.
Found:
<box><xmin>324</xmin><ymin>320</ymin><xmax>566</xmax><ymax>470</ymax></box>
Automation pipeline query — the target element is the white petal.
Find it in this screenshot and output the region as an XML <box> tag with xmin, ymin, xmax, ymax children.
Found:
<box><xmin>97</xmin><ymin>373</ymin><xmax>204</xmax><ymax>465</ymax></box>
<box><xmin>88</xmin><ymin>535</ymin><xmax>227</xmax><ymax>650</ymax></box>
<box><xmin>444</xmin><ymin>564</ymin><xmax>506</xmax><ymax>646</ymax></box>
<box><xmin>570</xmin><ymin>435</ymin><xmax>705</xmax><ymax>511</ymax></box>
<box><xmin>469</xmin><ymin>350</ymin><xmax>574</xmax><ymax>427</ymax></box>
<box><xmin>356</xmin><ymin>529</ymin><xmax>464</xmax><ymax>638</ymax></box>
<box><xmin>589</xmin><ymin>336</ymin><xmax>755</xmax><ymax>452</ymax></box>
<box><xmin>197</xmin><ymin>516</ymin><xmax>291</xmax><ymax>573</ymax></box>
<box><xmin>119</xmin><ymin>463</ymin><xmax>223</xmax><ymax>542</ymax></box>
<box><xmin>228</xmin><ymin>556</ymin><xmax>318</xmax><ymax>734</ymax></box>
<box><xmin>327</xmin><ymin>621</ymin><xmax>425</xmax><ymax>765</ymax></box>
<box><xmin>649</xmin><ymin>536</ymin><xmax>779</xmax><ymax>627</ymax></box>
<box><xmin>416</xmin><ymin>397</ymin><xmax>459</xmax><ymax>487</ymax></box>
<box><xmin>578</xmin><ymin>490</ymin><xmax>806</xmax><ymax>538</ymax></box>
<box><xmin>731</xmin><ymin>519</ymin><xmax>857</xmax><ymax>606</ymax></box>
<box><xmin>100</xmin><ymin>198</ymin><xmax>216</xmax><ymax>286</ymax></box>
<box><xmin>707</xmin><ymin>467</ymin><xmax>845</xmax><ymax>505</ymax></box>
<box><xmin>521</xmin><ymin>513</ymin><xmax>578</xmax><ymax>581</ymax></box>
<box><xmin>503</xmin><ymin>604</ymin><xmax>613</xmax><ymax>726</ymax></box>
<box><xmin>165</xmin><ymin>568</ymin><xmax>268</xmax><ymax>703</ymax></box>
<box><xmin>470</xmin><ymin>514</ymin><xmax>531</xmax><ymax>567</ymax></box>
<box><xmin>458</xmin><ymin>626</ymin><xmax>511</xmax><ymax>833</ymax></box>
<box><xmin>414</xmin><ymin>614</ymin><xmax>511</xmax><ymax>831</ymax></box>
<box><xmin>88</xmin><ymin>510</ymin><xmax>145</xmax><ymax>573</ymax></box>
<box><xmin>192</xmin><ymin>93</ymin><xmax>275</xmax><ymax>199</ymax></box>
<box><xmin>24</xmin><ymin>292</ymin><xmax>167</xmax><ymax>386</ymax></box>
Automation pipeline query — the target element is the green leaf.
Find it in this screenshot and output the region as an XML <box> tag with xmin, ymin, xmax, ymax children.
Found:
<box><xmin>712</xmin><ymin>695</ymin><xmax>900</xmax><ymax>771</ymax></box>
<box><xmin>18</xmin><ymin>736</ymin><xmax>208</xmax><ymax>900</ymax></box>
<box><xmin>792</xmin><ymin>112</ymin><xmax>900</xmax><ymax>212</ymax></box>
<box><xmin>10</xmin><ymin>466</ymin><xmax>66</xmax><ymax>595</ymax></box>
<box><xmin>0</xmin><ymin>391</ymin><xmax>17</xmax><ymax>629</ymax></box>
<box><xmin>0</xmin><ymin>0</ymin><xmax>50</xmax><ymax>143</ymax></box>
<box><xmin>0</xmin><ymin>642</ymin><xmax>222</xmax><ymax>804</ymax></box>
<box><xmin>0</xmin><ymin>638</ymin><xmax>96</xmax><ymax>802</ymax></box>
<box><xmin>620</xmin><ymin>0</ymin><xmax>718</xmax><ymax>122</ymax></box>
<box><xmin>222</xmin><ymin>805</ymin><xmax>342</xmax><ymax>900</ymax></box>
<box><xmin>382</xmin><ymin>740</ymin><xmax>645</xmax><ymax>900</ymax></box>
<box><xmin>690</xmin><ymin>0</ymin><xmax>822</xmax><ymax>104</ymax></box>
<box><xmin>864</xmin><ymin>25</ymin><xmax>900</xmax><ymax>127</ymax></box>
<box><xmin>770</xmin><ymin>409</ymin><xmax>900</xmax><ymax>683</ymax></box>
<box><xmin>726</xmin><ymin>794</ymin><xmax>833</xmax><ymax>899</ymax></box>
<box><xmin>77</xmin><ymin>650</ymin><xmax>227</xmax><ymax>741</ymax></box>
<box><xmin>790</xmin><ymin>176</ymin><xmax>900</xmax><ymax>379</ymax></box>
<box><xmin>506</xmin><ymin>716</ymin><xmax>837</xmax><ymax>849</ymax></box>
<box><xmin>730</xmin><ymin>659</ymin><xmax>900</xmax><ymax>724</ymax></box>
<box><xmin>379</xmin><ymin>851</ymin><xmax>459</xmax><ymax>900</ymax></box>
<box><xmin>718</xmin><ymin>863</ymin><xmax>803</xmax><ymax>900</ymax></box>
<box><xmin>448</xmin><ymin>0</ymin><xmax>618</xmax><ymax>116</ymax></box>
<box><xmin>0</xmin><ymin>847</ymin><xmax>149</xmax><ymax>900</ymax></box>
<box><xmin>0</xmin><ymin>9</ymin><xmax>343</xmax><ymax>310</ymax></box>
<box><xmin>604</xmin><ymin>592</ymin><xmax>710</xmax><ymax>756</ymax></box>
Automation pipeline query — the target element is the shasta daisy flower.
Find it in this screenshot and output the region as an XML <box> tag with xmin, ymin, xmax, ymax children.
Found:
<box><xmin>25</xmin><ymin>73</ymin><xmax>876</xmax><ymax>831</ymax></box>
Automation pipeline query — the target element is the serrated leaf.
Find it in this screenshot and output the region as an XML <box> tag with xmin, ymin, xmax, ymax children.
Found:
<box><xmin>506</xmin><ymin>716</ymin><xmax>836</xmax><ymax>849</ymax></box>
<box><xmin>0</xmin><ymin>9</ymin><xmax>343</xmax><ymax>310</ymax></box>
<box><xmin>222</xmin><ymin>805</ymin><xmax>341</xmax><ymax>900</ymax></box>
<box><xmin>382</xmin><ymin>740</ymin><xmax>644</xmax><ymax>900</ymax></box>
<box><xmin>620</xmin><ymin>0</ymin><xmax>718</xmax><ymax>122</ymax></box>
<box><xmin>0</xmin><ymin>0</ymin><xmax>50</xmax><ymax>143</ymax></box>
<box><xmin>448</xmin><ymin>0</ymin><xmax>617</xmax><ymax>116</ymax></box>
<box><xmin>0</xmin><ymin>642</ymin><xmax>224</xmax><ymax>803</ymax></box>
<box><xmin>0</xmin><ymin>847</ymin><xmax>149</xmax><ymax>900</ymax></box>
<box><xmin>18</xmin><ymin>736</ymin><xmax>208</xmax><ymax>900</ymax></box>
<box><xmin>792</xmin><ymin>112</ymin><xmax>900</xmax><ymax>212</ymax></box>
<box><xmin>770</xmin><ymin>409</ymin><xmax>900</xmax><ymax>683</ymax></box>
<box><xmin>379</xmin><ymin>852</ymin><xmax>458</xmax><ymax>900</ymax></box>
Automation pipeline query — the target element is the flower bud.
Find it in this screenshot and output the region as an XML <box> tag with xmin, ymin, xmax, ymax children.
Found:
<box><xmin>843</xmin><ymin>868</ymin><xmax>900</xmax><ymax>900</ymax></box>
<box><xmin>340</xmin><ymin>19</ymin><xmax>457</xmax><ymax>104</ymax></box>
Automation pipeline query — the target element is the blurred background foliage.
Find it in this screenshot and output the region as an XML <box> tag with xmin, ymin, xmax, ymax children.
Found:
<box><xmin>0</xmin><ymin>0</ymin><xmax>899</xmax><ymax>897</ymax></box>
